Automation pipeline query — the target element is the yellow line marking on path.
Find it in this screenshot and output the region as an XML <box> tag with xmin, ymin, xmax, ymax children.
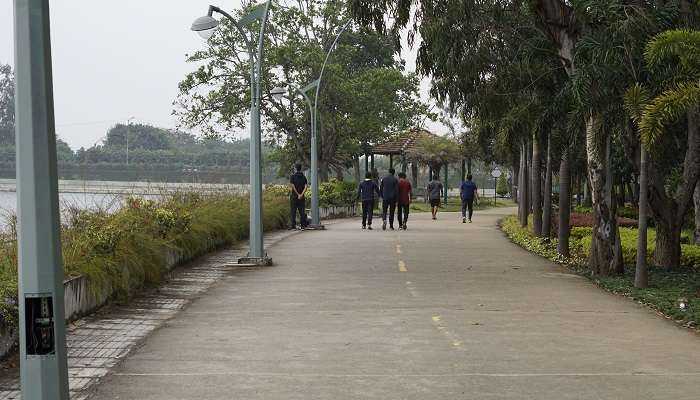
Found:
<box><xmin>399</xmin><ymin>260</ymin><xmax>407</xmax><ymax>272</ymax></box>
<box><xmin>396</xmin><ymin>244</ymin><xmax>402</xmax><ymax>254</ymax></box>
<box><xmin>431</xmin><ymin>315</ymin><xmax>464</xmax><ymax>350</ymax></box>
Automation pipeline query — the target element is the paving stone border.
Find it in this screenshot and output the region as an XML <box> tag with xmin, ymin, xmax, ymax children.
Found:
<box><xmin>0</xmin><ymin>229</ymin><xmax>300</xmax><ymax>399</ymax></box>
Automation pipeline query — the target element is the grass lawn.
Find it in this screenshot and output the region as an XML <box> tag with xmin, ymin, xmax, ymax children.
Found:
<box><xmin>500</xmin><ymin>215</ymin><xmax>700</xmax><ymax>330</ymax></box>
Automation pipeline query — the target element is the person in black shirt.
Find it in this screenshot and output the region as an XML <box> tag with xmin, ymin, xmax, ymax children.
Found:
<box><xmin>357</xmin><ymin>172</ymin><xmax>381</xmax><ymax>230</ymax></box>
<box><xmin>289</xmin><ymin>164</ymin><xmax>308</xmax><ymax>229</ymax></box>
<box><xmin>380</xmin><ymin>168</ymin><xmax>399</xmax><ymax>230</ymax></box>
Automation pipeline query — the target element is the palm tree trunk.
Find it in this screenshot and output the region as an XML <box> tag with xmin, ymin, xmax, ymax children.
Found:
<box><xmin>519</xmin><ymin>140</ymin><xmax>529</xmax><ymax>227</ymax></box>
<box><xmin>587</xmin><ymin>116</ymin><xmax>624</xmax><ymax>275</ymax></box>
<box><xmin>635</xmin><ymin>147</ymin><xmax>649</xmax><ymax>288</ymax></box>
<box><xmin>542</xmin><ymin>132</ymin><xmax>553</xmax><ymax>238</ymax></box>
<box><xmin>532</xmin><ymin>133</ymin><xmax>543</xmax><ymax>236</ymax></box>
<box><xmin>558</xmin><ymin>149</ymin><xmax>571</xmax><ymax>257</ymax></box>
<box><xmin>694</xmin><ymin>184</ymin><xmax>700</xmax><ymax>244</ymax></box>
<box><xmin>512</xmin><ymin>159</ymin><xmax>519</xmax><ymax>204</ymax></box>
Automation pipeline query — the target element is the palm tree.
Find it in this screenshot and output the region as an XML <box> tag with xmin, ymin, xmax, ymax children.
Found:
<box><xmin>625</xmin><ymin>29</ymin><xmax>700</xmax><ymax>272</ymax></box>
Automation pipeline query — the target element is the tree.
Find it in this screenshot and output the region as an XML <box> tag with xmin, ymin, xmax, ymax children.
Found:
<box><xmin>0</xmin><ymin>64</ymin><xmax>15</xmax><ymax>146</ymax></box>
<box><xmin>176</xmin><ymin>0</ymin><xmax>429</xmax><ymax>180</ymax></box>
<box><xmin>405</xmin><ymin>135</ymin><xmax>461</xmax><ymax>174</ymax></box>
<box><xmin>625</xmin><ymin>29</ymin><xmax>700</xmax><ymax>270</ymax></box>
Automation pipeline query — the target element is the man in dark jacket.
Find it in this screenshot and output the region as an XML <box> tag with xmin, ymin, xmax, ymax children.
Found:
<box><xmin>380</xmin><ymin>168</ymin><xmax>400</xmax><ymax>230</ymax></box>
<box><xmin>289</xmin><ymin>164</ymin><xmax>308</xmax><ymax>229</ymax></box>
<box><xmin>357</xmin><ymin>172</ymin><xmax>381</xmax><ymax>229</ymax></box>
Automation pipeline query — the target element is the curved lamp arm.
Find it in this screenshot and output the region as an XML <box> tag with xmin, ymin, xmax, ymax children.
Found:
<box><xmin>208</xmin><ymin>5</ymin><xmax>255</xmax><ymax>51</ymax></box>
<box><xmin>314</xmin><ymin>19</ymin><xmax>353</xmax><ymax>110</ymax></box>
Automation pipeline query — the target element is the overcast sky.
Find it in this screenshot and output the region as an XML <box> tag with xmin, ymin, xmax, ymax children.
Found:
<box><xmin>0</xmin><ymin>1</ymin><xmax>445</xmax><ymax>150</ymax></box>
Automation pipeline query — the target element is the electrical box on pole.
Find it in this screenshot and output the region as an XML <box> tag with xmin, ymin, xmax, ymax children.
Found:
<box><xmin>14</xmin><ymin>0</ymin><xmax>70</xmax><ymax>398</ymax></box>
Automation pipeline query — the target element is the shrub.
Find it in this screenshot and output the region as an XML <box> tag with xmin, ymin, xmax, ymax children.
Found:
<box><xmin>318</xmin><ymin>179</ymin><xmax>357</xmax><ymax>207</ymax></box>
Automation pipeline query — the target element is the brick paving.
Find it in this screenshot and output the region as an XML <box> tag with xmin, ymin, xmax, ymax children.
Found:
<box><xmin>0</xmin><ymin>229</ymin><xmax>298</xmax><ymax>399</ymax></box>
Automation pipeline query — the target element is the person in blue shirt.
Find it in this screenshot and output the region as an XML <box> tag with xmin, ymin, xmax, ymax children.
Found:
<box><xmin>460</xmin><ymin>174</ymin><xmax>479</xmax><ymax>223</ymax></box>
<box><xmin>357</xmin><ymin>172</ymin><xmax>381</xmax><ymax>230</ymax></box>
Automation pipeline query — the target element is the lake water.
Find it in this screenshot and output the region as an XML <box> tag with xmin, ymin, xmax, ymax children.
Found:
<box><xmin>0</xmin><ymin>179</ymin><xmax>248</xmax><ymax>228</ymax></box>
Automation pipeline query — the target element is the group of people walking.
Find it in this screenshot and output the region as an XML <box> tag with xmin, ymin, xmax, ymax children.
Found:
<box><xmin>358</xmin><ymin>168</ymin><xmax>413</xmax><ymax>230</ymax></box>
<box><xmin>288</xmin><ymin>163</ymin><xmax>481</xmax><ymax>230</ymax></box>
<box><xmin>357</xmin><ymin>169</ymin><xmax>481</xmax><ymax>230</ymax></box>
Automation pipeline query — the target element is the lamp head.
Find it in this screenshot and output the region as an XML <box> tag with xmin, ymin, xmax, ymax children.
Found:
<box><xmin>271</xmin><ymin>86</ymin><xmax>286</xmax><ymax>100</ymax></box>
<box><xmin>191</xmin><ymin>15</ymin><xmax>220</xmax><ymax>39</ymax></box>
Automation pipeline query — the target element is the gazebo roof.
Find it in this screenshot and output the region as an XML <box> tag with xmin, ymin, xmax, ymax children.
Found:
<box><xmin>371</xmin><ymin>128</ymin><xmax>440</xmax><ymax>156</ymax></box>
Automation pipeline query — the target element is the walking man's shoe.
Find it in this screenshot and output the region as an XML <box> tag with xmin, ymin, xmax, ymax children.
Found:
<box><xmin>469</xmin><ymin>219</ymin><xmax>472</xmax><ymax>223</ymax></box>
<box><xmin>368</xmin><ymin>226</ymin><xmax>373</xmax><ymax>230</ymax></box>
<box><xmin>463</xmin><ymin>218</ymin><xmax>466</xmax><ymax>224</ymax></box>
<box><xmin>362</xmin><ymin>225</ymin><xmax>366</xmax><ymax>230</ymax></box>
<box><xmin>383</xmin><ymin>221</ymin><xmax>387</xmax><ymax>230</ymax></box>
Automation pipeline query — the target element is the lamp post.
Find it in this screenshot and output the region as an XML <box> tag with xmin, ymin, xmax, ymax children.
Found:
<box><xmin>270</xmin><ymin>20</ymin><xmax>352</xmax><ymax>228</ymax></box>
<box><xmin>14</xmin><ymin>0</ymin><xmax>70</xmax><ymax>398</ymax></box>
<box><xmin>192</xmin><ymin>1</ymin><xmax>273</xmax><ymax>265</ymax></box>
<box><xmin>126</xmin><ymin>117</ymin><xmax>134</xmax><ymax>166</ymax></box>
<box><xmin>271</xmin><ymin>80</ymin><xmax>325</xmax><ymax>229</ymax></box>
<box><xmin>492</xmin><ymin>168</ymin><xmax>502</xmax><ymax>207</ymax></box>
<box><xmin>309</xmin><ymin>20</ymin><xmax>352</xmax><ymax>227</ymax></box>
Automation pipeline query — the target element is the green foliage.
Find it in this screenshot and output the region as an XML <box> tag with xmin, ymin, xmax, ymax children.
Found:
<box><xmin>502</xmin><ymin>215</ymin><xmax>700</xmax><ymax>329</ymax></box>
<box><xmin>573</xmin><ymin>206</ymin><xmax>593</xmax><ymax>214</ymax></box>
<box><xmin>405</xmin><ymin>135</ymin><xmax>461</xmax><ymax>172</ymax></box>
<box><xmin>0</xmin><ymin>191</ymin><xmax>289</xmax><ymax>329</ymax></box>
<box><xmin>496</xmin><ymin>175</ymin><xmax>508</xmax><ymax>197</ymax></box>
<box><xmin>176</xmin><ymin>0</ymin><xmax>430</xmax><ymax>173</ymax></box>
<box><xmin>318</xmin><ymin>179</ymin><xmax>357</xmax><ymax>207</ymax></box>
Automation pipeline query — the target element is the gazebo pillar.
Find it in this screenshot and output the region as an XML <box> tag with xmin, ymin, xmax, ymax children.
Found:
<box><xmin>364</xmin><ymin>154</ymin><xmax>369</xmax><ymax>177</ymax></box>
<box><xmin>389</xmin><ymin>154</ymin><xmax>394</xmax><ymax>170</ymax></box>
<box><xmin>371</xmin><ymin>154</ymin><xmax>375</xmax><ymax>173</ymax></box>
<box><xmin>401</xmin><ymin>154</ymin><xmax>407</xmax><ymax>174</ymax></box>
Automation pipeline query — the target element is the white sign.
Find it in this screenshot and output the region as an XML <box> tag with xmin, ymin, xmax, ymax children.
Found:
<box><xmin>491</xmin><ymin>168</ymin><xmax>502</xmax><ymax>178</ymax></box>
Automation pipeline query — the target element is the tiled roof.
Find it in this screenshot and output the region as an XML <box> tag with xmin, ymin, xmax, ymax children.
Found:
<box><xmin>371</xmin><ymin>128</ymin><xmax>440</xmax><ymax>155</ymax></box>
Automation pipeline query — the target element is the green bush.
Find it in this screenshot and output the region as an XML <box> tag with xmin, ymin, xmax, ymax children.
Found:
<box><xmin>318</xmin><ymin>179</ymin><xmax>357</xmax><ymax>207</ymax></box>
<box><xmin>573</xmin><ymin>206</ymin><xmax>592</xmax><ymax>214</ymax></box>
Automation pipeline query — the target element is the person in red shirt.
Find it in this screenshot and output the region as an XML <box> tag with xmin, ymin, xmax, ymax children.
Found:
<box><xmin>397</xmin><ymin>172</ymin><xmax>413</xmax><ymax>230</ymax></box>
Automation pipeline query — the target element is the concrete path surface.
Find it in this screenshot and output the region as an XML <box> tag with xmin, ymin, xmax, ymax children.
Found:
<box><xmin>89</xmin><ymin>207</ymin><xmax>700</xmax><ymax>400</ymax></box>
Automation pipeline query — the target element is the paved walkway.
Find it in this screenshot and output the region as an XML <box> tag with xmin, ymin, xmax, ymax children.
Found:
<box><xmin>89</xmin><ymin>207</ymin><xmax>700</xmax><ymax>399</ymax></box>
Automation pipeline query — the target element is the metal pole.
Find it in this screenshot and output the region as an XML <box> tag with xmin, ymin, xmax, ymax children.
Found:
<box><xmin>494</xmin><ymin>177</ymin><xmax>497</xmax><ymax>206</ymax></box>
<box><xmin>444</xmin><ymin>163</ymin><xmax>448</xmax><ymax>205</ymax></box>
<box><xmin>126</xmin><ymin>120</ymin><xmax>129</xmax><ymax>166</ymax></box>
<box><xmin>311</xmin><ymin>19</ymin><xmax>352</xmax><ymax>226</ymax></box>
<box><xmin>244</xmin><ymin>0</ymin><xmax>272</xmax><ymax>264</ymax></box>
<box><xmin>14</xmin><ymin>0</ymin><xmax>70</xmax><ymax>398</ymax></box>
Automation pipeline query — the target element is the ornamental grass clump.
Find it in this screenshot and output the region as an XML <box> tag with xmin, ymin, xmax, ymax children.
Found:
<box><xmin>0</xmin><ymin>190</ymin><xmax>289</xmax><ymax>332</ymax></box>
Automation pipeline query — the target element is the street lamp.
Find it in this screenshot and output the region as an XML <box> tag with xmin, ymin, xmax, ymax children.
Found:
<box><xmin>126</xmin><ymin>116</ymin><xmax>134</xmax><ymax>166</ymax></box>
<box><xmin>14</xmin><ymin>0</ymin><xmax>70</xmax><ymax>398</ymax></box>
<box><xmin>270</xmin><ymin>19</ymin><xmax>353</xmax><ymax>228</ymax></box>
<box><xmin>271</xmin><ymin>80</ymin><xmax>324</xmax><ymax>230</ymax></box>
<box><xmin>192</xmin><ymin>1</ymin><xmax>273</xmax><ymax>265</ymax></box>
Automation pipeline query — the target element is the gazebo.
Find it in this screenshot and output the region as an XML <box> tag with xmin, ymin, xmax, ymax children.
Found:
<box><xmin>366</xmin><ymin>128</ymin><xmax>463</xmax><ymax>202</ymax></box>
